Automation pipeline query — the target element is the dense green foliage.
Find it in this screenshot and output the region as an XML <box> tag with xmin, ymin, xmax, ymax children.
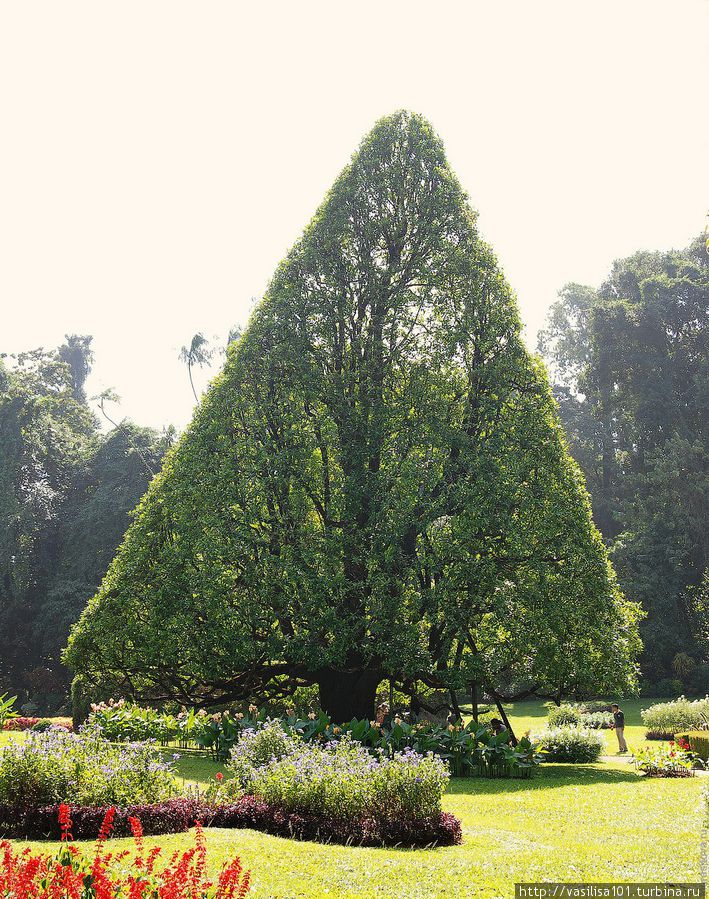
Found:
<box><xmin>66</xmin><ymin>112</ymin><xmax>640</xmax><ymax>720</ymax></box>
<box><xmin>0</xmin><ymin>338</ymin><xmax>172</xmax><ymax>709</ymax></box>
<box><xmin>538</xmin><ymin>239</ymin><xmax>708</xmax><ymax>692</ymax></box>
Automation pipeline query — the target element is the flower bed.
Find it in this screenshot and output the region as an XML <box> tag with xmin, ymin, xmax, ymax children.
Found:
<box><xmin>0</xmin><ymin>720</ymin><xmax>462</xmax><ymax>847</ymax></box>
<box><xmin>641</xmin><ymin>696</ymin><xmax>709</xmax><ymax>740</ymax></box>
<box><xmin>2</xmin><ymin>717</ymin><xmax>39</xmax><ymax>731</ymax></box>
<box><xmin>207</xmin><ymin>796</ymin><xmax>462</xmax><ymax>848</ymax></box>
<box><xmin>0</xmin><ymin>725</ymin><xmax>176</xmax><ymax>809</ymax></box>
<box><xmin>632</xmin><ymin>737</ymin><xmax>699</xmax><ymax>777</ymax></box>
<box><xmin>0</xmin><ymin>806</ymin><xmax>251</xmax><ymax>897</ymax></box>
<box><xmin>3</xmin><ymin>716</ymin><xmax>73</xmax><ymax>732</ymax></box>
<box><xmin>0</xmin><ymin>794</ymin><xmax>461</xmax><ymax>848</ymax></box>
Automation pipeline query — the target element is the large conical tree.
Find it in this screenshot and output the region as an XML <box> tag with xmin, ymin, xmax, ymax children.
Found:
<box><xmin>65</xmin><ymin>112</ymin><xmax>641</xmax><ymax>720</ymax></box>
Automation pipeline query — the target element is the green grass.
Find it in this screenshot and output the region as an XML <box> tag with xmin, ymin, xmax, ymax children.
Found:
<box><xmin>4</xmin><ymin>700</ymin><xmax>707</xmax><ymax>897</ymax></box>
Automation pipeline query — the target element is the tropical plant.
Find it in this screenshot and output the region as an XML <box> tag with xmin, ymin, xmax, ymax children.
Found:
<box><xmin>0</xmin><ymin>694</ymin><xmax>17</xmax><ymax>729</ymax></box>
<box><xmin>632</xmin><ymin>737</ymin><xmax>699</xmax><ymax>777</ymax></box>
<box><xmin>179</xmin><ymin>332</ymin><xmax>213</xmax><ymax>403</ymax></box>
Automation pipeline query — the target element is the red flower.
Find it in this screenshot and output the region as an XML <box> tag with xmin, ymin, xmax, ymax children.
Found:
<box><xmin>216</xmin><ymin>772</ymin><xmax>224</xmax><ymax>782</ymax></box>
<box><xmin>58</xmin><ymin>803</ymin><xmax>73</xmax><ymax>842</ymax></box>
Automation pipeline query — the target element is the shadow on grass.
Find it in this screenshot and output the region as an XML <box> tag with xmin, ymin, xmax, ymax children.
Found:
<box><xmin>447</xmin><ymin>763</ymin><xmax>646</xmax><ymax>795</ymax></box>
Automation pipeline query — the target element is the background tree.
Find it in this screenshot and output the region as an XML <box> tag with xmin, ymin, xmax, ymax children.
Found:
<box><xmin>66</xmin><ymin>113</ymin><xmax>640</xmax><ymax>720</ymax></box>
<box><xmin>538</xmin><ymin>237</ymin><xmax>709</xmax><ymax>693</ymax></box>
<box><xmin>179</xmin><ymin>333</ymin><xmax>213</xmax><ymax>402</ymax></box>
<box><xmin>0</xmin><ymin>338</ymin><xmax>172</xmax><ymax>710</ymax></box>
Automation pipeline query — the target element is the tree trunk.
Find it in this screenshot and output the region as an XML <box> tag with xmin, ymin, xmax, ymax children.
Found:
<box><xmin>470</xmin><ymin>681</ymin><xmax>479</xmax><ymax>723</ymax></box>
<box><xmin>316</xmin><ymin>668</ymin><xmax>381</xmax><ymax>722</ymax></box>
<box><xmin>494</xmin><ymin>698</ymin><xmax>518</xmax><ymax>746</ymax></box>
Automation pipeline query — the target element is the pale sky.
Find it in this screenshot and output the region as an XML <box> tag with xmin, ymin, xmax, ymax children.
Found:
<box><xmin>1</xmin><ymin>1</ymin><xmax>707</xmax><ymax>431</ymax></box>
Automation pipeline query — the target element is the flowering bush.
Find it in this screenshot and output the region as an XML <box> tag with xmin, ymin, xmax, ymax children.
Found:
<box><xmin>579</xmin><ymin>711</ymin><xmax>614</xmax><ymax>729</ymax></box>
<box><xmin>547</xmin><ymin>704</ymin><xmax>582</xmax><ymax>727</ymax></box>
<box><xmin>0</xmin><ymin>805</ymin><xmax>251</xmax><ymax>897</ymax></box>
<box><xmin>535</xmin><ymin>726</ymin><xmax>605</xmax><ymax>762</ymax></box>
<box><xmin>226</xmin><ymin>720</ymin><xmax>298</xmax><ymax>794</ymax></box>
<box><xmin>0</xmin><ymin>725</ymin><xmax>176</xmax><ymax>809</ymax></box>
<box><xmin>641</xmin><ymin>696</ymin><xmax>709</xmax><ymax>739</ymax></box>
<box><xmin>223</xmin><ymin>736</ymin><xmax>449</xmax><ymax>824</ymax></box>
<box><xmin>632</xmin><ymin>737</ymin><xmax>700</xmax><ymax>777</ymax></box>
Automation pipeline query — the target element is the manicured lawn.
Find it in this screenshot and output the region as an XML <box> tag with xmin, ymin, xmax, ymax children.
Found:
<box><xmin>4</xmin><ymin>699</ymin><xmax>705</xmax><ymax>897</ymax></box>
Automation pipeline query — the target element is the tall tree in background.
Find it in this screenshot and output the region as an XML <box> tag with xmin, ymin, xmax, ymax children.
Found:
<box><xmin>67</xmin><ymin>112</ymin><xmax>640</xmax><ymax>720</ymax></box>
<box><xmin>179</xmin><ymin>333</ymin><xmax>213</xmax><ymax>403</ymax></box>
<box><xmin>538</xmin><ymin>237</ymin><xmax>709</xmax><ymax>693</ymax></box>
<box><xmin>0</xmin><ymin>337</ymin><xmax>172</xmax><ymax>709</ymax></box>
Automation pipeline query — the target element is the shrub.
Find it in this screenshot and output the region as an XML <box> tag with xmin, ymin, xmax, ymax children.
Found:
<box><xmin>579</xmin><ymin>711</ymin><xmax>614</xmax><ymax>729</ymax></box>
<box><xmin>30</xmin><ymin>719</ymin><xmax>55</xmax><ymax>732</ymax></box>
<box><xmin>536</xmin><ymin>726</ymin><xmax>605</xmax><ymax>762</ymax></box>
<box><xmin>226</xmin><ymin>720</ymin><xmax>298</xmax><ymax>793</ymax></box>
<box><xmin>633</xmin><ymin>737</ymin><xmax>698</xmax><ymax>777</ymax></box>
<box><xmin>207</xmin><ymin>795</ymin><xmax>462</xmax><ymax>848</ymax></box>
<box><xmin>578</xmin><ymin>700</ymin><xmax>613</xmax><ymax>713</ymax></box>
<box><xmin>0</xmin><ymin>725</ymin><xmax>177</xmax><ymax>809</ymax></box>
<box><xmin>0</xmin><ymin>805</ymin><xmax>251</xmax><ymax>897</ymax></box>
<box><xmin>2</xmin><ymin>717</ymin><xmax>39</xmax><ymax>731</ymax></box>
<box><xmin>641</xmin><ymin>696</ymin><xmax>709</xmax><ymax>739</ymax></box>
<box><xmin>0</xmin><ymin>798</ymin><xmax>204</xmax><ymax>839</ymax></box>
<box><xmin>547</xmin><ymin>704</ymin><xmax>582</xmax><ymax>727</ymax></box>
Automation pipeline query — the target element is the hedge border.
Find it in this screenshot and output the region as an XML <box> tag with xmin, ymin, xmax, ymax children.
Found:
<box><xmin>0</xmin><ymin>797</ymin><xmax>462</xmax><ymax>848</ymax></box>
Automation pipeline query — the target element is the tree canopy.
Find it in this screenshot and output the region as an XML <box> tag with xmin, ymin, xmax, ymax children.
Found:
<box><xmin>65</xmin><ymin>112</ymin><xmax>641</xmax><ymax>720</ymax></box>
<box><xmin>0</xmin><ymin>338</ymin><xmax>172</xmax><ymax>710</ymax></box>
<box><xmin>538</xmin><ymin>237</ymin><xmax>708</xmax><ymax>693</ymax></box>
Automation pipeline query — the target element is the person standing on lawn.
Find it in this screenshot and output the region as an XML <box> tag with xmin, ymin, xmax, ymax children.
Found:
<box><xmin>612</xmin><ymin>703</ymin><xmax>628</xmax><ymax>753</ymax></box>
